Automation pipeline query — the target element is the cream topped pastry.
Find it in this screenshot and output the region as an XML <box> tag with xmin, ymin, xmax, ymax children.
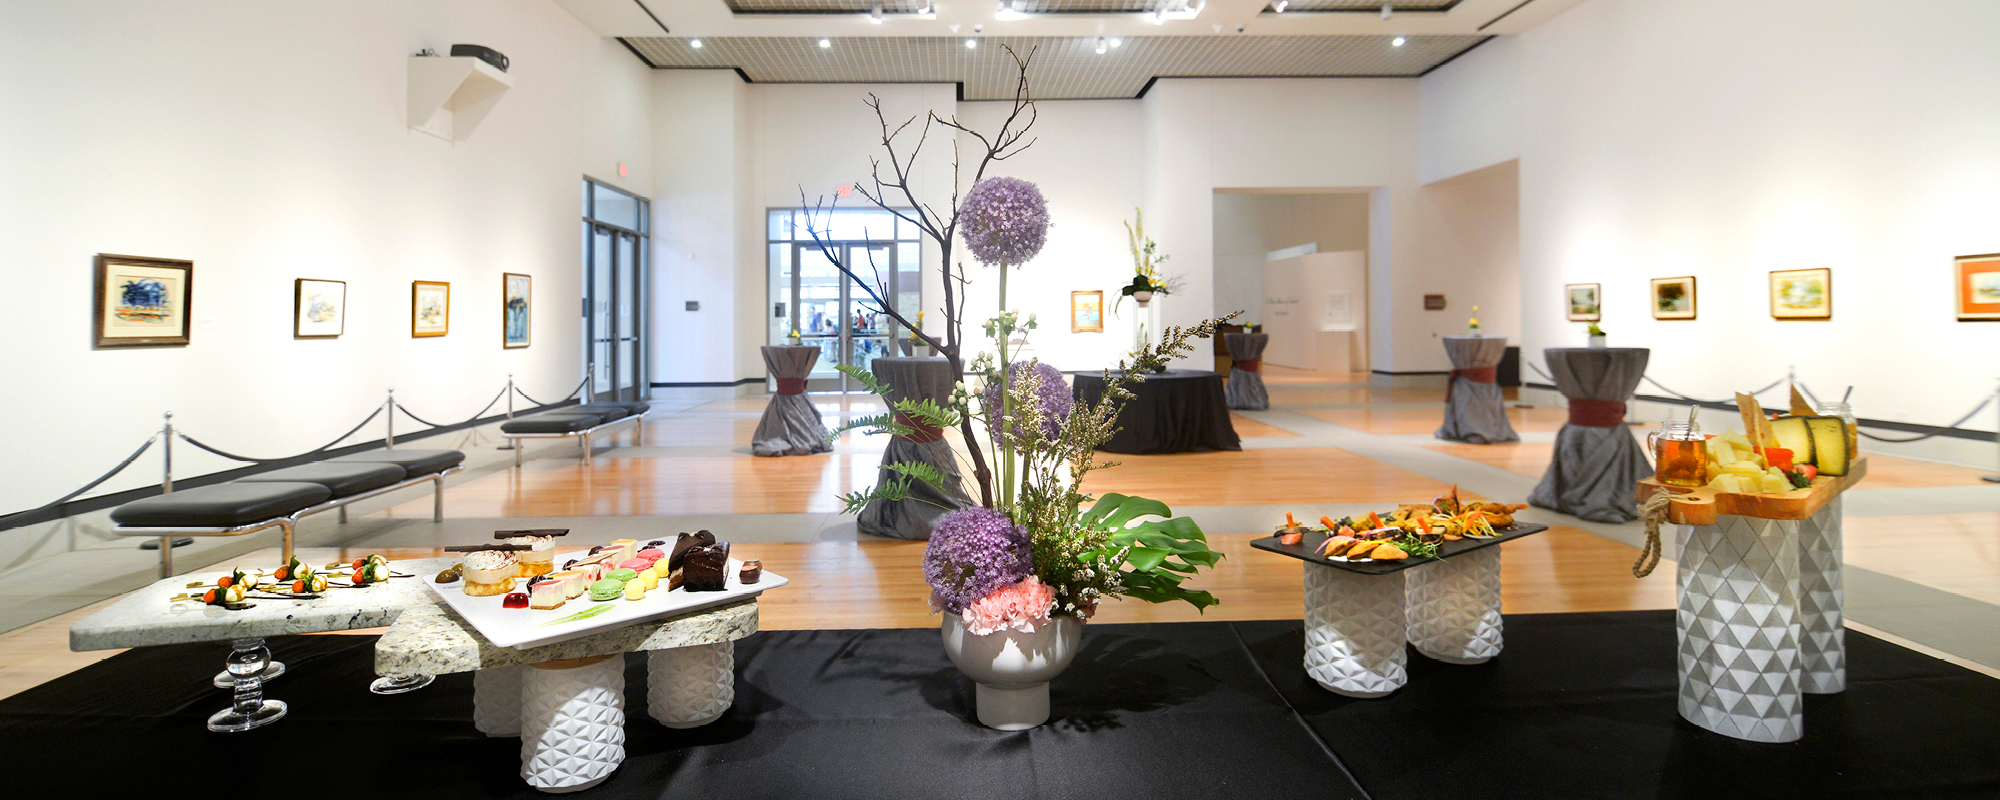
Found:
<box><xmin>461</xmin><ymin>550</ymin><xmax>518</xmax><ymax>597</ymax></box>
<box><xmin>505</xmin><ymin>535</ymin><xmax>557</xmax><ymax>577</ymax></box>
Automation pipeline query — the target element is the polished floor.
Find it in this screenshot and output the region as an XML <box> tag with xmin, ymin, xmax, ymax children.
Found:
<box><xmin>4</xmin><ymin>365</ymin><xmax>1997</xmax><ymax>698</ymax></box>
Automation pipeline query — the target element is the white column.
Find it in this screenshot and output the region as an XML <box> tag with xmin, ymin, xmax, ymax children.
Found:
<box><xmin>1405</xmin><ymin>546</ymin><xmax>1504</xmax><ymax>664</ymax></box>
<box><xmin>1303</xmin><ymin>562</ymin><xmax>1407</xmax><ymax>698</ymax></box>
<box><xmin>1676</xmin><ymin>515</ymin><xmax>1804</xmax><ymax>743</ymax></box>
<box><xmin>520</xmin><ymin>656</ymin><xmax>626</xmax><ymax>793</ymax></box>
<box><xmin>646</xmin><ymin>641</ymin><xmax>735</xmax><ymax>729</ymax></box>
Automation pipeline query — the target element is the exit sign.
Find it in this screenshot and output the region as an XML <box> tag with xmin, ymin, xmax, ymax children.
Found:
<box><xmin>836</xmin><ymin>184</ymin><xmax>852</xmax><ymax>197</ymax></box>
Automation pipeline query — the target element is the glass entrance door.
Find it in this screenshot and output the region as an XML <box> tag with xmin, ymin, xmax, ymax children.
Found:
<box><xmin>788</xmin><ymin>243</ymin><xmax>899</xmax><ymax>392</ymax></box>
<box><xmin>582</xmin><ymin>179</ymin><xmax>649</xmax><ymax>402</ymax></box>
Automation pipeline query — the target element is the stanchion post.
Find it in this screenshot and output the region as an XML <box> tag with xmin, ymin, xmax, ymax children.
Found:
<box><xmin>1985</xmin><ymin>376</ymin><xmax>2000</xmax><ymax>485</ymax></box>
<box><xmin>498</xmin><ymin>376</ymin><xmax>517</xmax><ymax>451</ymax></box>
<box><xmin>385</xmin><ymin>389</ymin><xmax>396</xmax><ymax>449</ymax></box>
<box><xmin>160</xmin><ymin>411</ymin><xmax>175</xmax><ymax>575</ymax></box>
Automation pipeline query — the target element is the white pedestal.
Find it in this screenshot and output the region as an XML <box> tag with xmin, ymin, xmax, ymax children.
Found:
<box><xmin>1799</xmin><ymin>497</ymin><xmax>1846</xmax><ymax>694</ymax></box>
<box><xmin>646</xmin><ymin>642</ymin><xmax>735</xmax><ymax>729</ymax></box>
<box><xmin>1303</xmin><ymin>562</ymin><xmax>1407</xmax><ymax>697</ymax></box>
<box><xmin>473</xmin><ymin>665</ymin><xmax>523</xmax><ymax>737</ymax></box>
<box><xmin>520</xmin><ymin>656</ymin><xmax>626</xmax><ymax>793</ymax></box>
<box><xmin>1405</xmin><ymin>546</ymin><xmax>1504</xmax><ymax>664</ymax></box>
<box><xmin>1676</xmin><ymin>515</ymin><xmax>1804</xmax><ymax>743</ymax></box>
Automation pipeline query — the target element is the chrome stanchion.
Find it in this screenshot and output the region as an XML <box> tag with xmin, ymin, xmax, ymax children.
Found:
<box><xmin>139</xmin><ymin>412</ymin><xmax>193</xmax><ymax>568</ymax></box>
<box><xmin>498</xmin><ymin>374</ymin><xmax>517</xmax><ymax>451</ymax></box>
<box><xmin>385</xmin><ymin>389</ymin><xmax>396</xmax><ymax>449</ymax></box>
<box><xmin>1985</xmin><ymin>377</ymin><xmax>2000</xmax><ymax>484</ymax></box>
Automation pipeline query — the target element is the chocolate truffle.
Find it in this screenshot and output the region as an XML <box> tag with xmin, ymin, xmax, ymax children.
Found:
<box><xmin>738</xmin><ymin>560</ymin><xmax>763</xmax><ymax>584</ymax></box>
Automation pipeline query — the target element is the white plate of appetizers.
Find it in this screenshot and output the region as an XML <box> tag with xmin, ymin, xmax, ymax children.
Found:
<box><xmin>424</xmin><ymin>549</ymin><xmax>786</xmax><ymax>649</ymax></box>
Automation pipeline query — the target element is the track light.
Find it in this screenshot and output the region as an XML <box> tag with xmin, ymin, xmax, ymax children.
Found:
<box><xmin>1110</xmin><ymin>37</ymin><xmax>1123</xmax><ymax>47</ymax></box>
<box><xmin>689</xmin><ymin>38</ymin><xmax>702</xmax><ymax>48</ymax></box>
<box><xmin>818</xmin><ymin>38</ymin><xmax>831</xmax><ymax>48</ymax></box>
<box><xmin>1271</xmin><ymin>0</ymin><xmax>1287</xmax><ymax>11</ymax></box>
<box><xmin>1382</xmin><ymin>1</ymin><xmax>1393</xmax><ymax>19</ymax></box>
<box><xmin>1392</xmin><ymin>36</ymin><xmax>1405</xmax><ymax>46</ymax></box>
<box><xmin>1096</xmin><ymin>37</ymin><xmax>1108</xmax><ymax>54</ymax></box>
<box><xmin>914</xmin><ymin>2</ymin><xmax>934</xmax><ymax>15</ymax></box>
<box><xmin>996</xmin><ymin>0</ymin><xmax>1024</xmax><ymax>20</ymax></box>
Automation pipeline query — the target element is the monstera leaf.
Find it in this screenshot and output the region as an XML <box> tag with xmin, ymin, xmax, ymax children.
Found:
<box><xmin>1080</xmin><ymin>493</ymin><xmax>1223</xmax><ymax>611</ymax></box>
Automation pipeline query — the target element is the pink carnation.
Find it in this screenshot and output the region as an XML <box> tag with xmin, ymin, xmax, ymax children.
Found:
<box><xmin>961</xmin><ymin>576</ymin><xmax>1056</xmax><ymax>636</ymax></box>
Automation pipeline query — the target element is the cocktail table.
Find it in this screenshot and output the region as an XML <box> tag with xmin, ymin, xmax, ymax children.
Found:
<box><xmin>1252</xmin><ymin>524</ymin><xmax>1548</xmax><ymax>697</ymax></box>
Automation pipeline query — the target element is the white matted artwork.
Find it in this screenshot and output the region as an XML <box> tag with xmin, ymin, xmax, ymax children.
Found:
<box><xmin>1321</xmin><ymin>291</ymin><xmax>1354</xmax><ymax>330</ymax></box>
<box><xmin>294</xmin><ymin>278</ymin><xmax>346</xmax><ymax>339</ymax></box>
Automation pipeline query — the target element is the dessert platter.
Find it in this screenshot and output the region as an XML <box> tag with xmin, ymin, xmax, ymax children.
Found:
<box><xmin>426</xmin><ymin>529</ymin><xmax>786</xmax><ymax>649</ymax></box>
<box><xmin>1251</xmin><ymin>488</ymin><xmax>1547</xmax><ymax>575</ymax></box>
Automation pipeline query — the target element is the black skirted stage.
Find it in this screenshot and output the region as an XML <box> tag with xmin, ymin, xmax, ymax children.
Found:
<box><xmin>7</xmin><ymin>612</ymin><xmax>1998</xmax><ymax>799</ymax></box>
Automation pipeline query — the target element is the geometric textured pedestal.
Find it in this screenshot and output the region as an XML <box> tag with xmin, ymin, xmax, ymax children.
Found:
<box><xmin>1798</xmin><ymin>496</ymin><xmax>1846</xmax><ymax>695</ymax></box>
<box><xmin>1405</xmin><ymin>547</ymin><xmax>1504</xmax><ymax>665</ymax></box>
<box><xmin>646</xmin><ymin>642</ymin><xmax>735</xmax><ymax>729</ymax></box>
<box><xmin>1675</xmin><ymin>514</ymin><xmax>1804</xmax><ymax>743</ymax></box>
<box><xmin>520</xmin><ymin>656</ymin><xmax>626</xmax><ymax>793</ymax></box>
<box><xmin>1303</xmin><ymin>562</ymin><xmax>1407</xmax><ymax>698</ymax></box>
<box><xmin>474</xmin><ymin>665</ymin><xmax>524</xmax><ymax>737</ymax></box>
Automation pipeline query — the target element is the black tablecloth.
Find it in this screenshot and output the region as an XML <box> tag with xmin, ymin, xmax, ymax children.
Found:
<box><xmin>7</xmin><ymin>614</ymin><xmax>1999</xmax><ymax>799</ymax></box>
<box><xmin>1073</xmin><ymin>370</ymin><xmax>1242</xmax><ymax>454</ymax></box>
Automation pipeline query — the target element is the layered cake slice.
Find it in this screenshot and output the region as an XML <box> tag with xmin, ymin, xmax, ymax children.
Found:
<box><xmin>529</xmin><ymin>576</ymin><xmax>567</xmax><ymax>610</ymax></box>
<box><xmin>682</xmin><ymin>542</ymin><xmax>731</xmax><ymax>592</ymax></box>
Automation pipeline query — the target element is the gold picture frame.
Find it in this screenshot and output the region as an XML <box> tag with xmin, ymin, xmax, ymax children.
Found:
<box><xmin>412</xmin><ymin>280</ymin><xmax>450</xmax><ymax>337</ymax></box>
<box><xmin>1071</xmin><ymin>290</ymin><xmax>1104</xmax><ymax>332</ymax></box>
<box><xmin>94</xmin><ymin>254</ymin><xmax>193</xmax><ymax>348</ymax></box>
<box><xmin>1769</xmin><ymin>268</ymin><xmax>1831</xmax><ymax>320</ymax></box>
<box><xmin>1650</xmin><ymin>276</ymin><xmax>1696</xmax><ymax>320</ymax></box>
<box><xmin>503</xmin><ymin>273</ymin><xmax>531</xmax><ymax>348</ymax></box>
<box><xmin>1565</xmin><ymin>283</ymin><xmax>1601</xmax><ymax>322</ymax></box>
<box><xmin>1956</xmin><ymin>253</ymin><xmax>2000</xmax><ymax>321</ymax></box>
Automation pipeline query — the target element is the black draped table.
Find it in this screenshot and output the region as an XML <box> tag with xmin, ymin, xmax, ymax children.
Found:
<box><xmin>1073</xmin><ymin>370</ymin><xmax>1241</xmax><ymax>455</ymax></box>
<box><xmin>752</xmin><ymin>346</ymin><xmax>832</xmax><ymax>457</ymax></box>
<box><xmin>1435</xmin><ymin>335</ymin><xmax>1518</xmax><ymax>444</ymax></box>
<box><xmin>858</xmin><ymin>357</ymin><xmax>971</xmax><ymax>540</ymax></box>
<box><xmin>1528</xmin><ymin>347</ymin><xmax>1650</xmax><ymax>523</ymax></box>
<box><xmin>1223</xmin><ymin>332</ymin><xmax>1270</xmax><ymax>410</ymax></box>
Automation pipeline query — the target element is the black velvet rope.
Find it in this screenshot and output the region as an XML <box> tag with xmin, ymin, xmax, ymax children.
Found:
<box><xmin>513</xmin><ymin>375</ymin><xmax>589</xmax><ymax>407</ymax></box>
<box><xmin>393</xmin><ymin>384</ymin><xmax>508</xmax><ymax>430</ymax></box>
<box><xmin>0</xmin><ymin>434</ymin><xmax>158</xmax><ymax>527</ymax></box>
<box><xmin>177</xmin><ymin>405</ymin><xmax>384</xmax><ymax>463</ymax></box>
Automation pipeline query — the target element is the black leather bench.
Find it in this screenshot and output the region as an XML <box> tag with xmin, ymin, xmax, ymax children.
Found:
<box><xmin>499</xmin><ymin>402</ymin><xmax>649</xmax><ymax>466</ymax></box>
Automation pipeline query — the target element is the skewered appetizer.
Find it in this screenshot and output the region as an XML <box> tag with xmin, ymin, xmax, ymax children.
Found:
<box><xmin>1275</xmin><ymin>513</ymin><xmax>1310</xmax><ymax>546</ymax></box>
<box><xmin>202</xmin><ymin>583</ymin><xmax>248</xmax><ymax>606</ymax></box>
<box><xmin>460</xmin><ymin>550</ymin><xmax>519</xmax><ymax>597</ymax></box>
<box><xmin>288</xmin><ymin>573</ymin><xmax>330</xmax><ymax>593</ymax></box>
<box><xmin>349</xmin><ymin>554</ymin><xmax>393</xmax><ymax>585</ymax></box>
<box><xmin>273</xmin><ymin>557</ymin><xmax>314</xmax><ymax>582</ymax></box>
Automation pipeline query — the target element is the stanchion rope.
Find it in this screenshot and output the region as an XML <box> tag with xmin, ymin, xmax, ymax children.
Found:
<box><xmin>393</xmin><ymin>384</ymin><xmax>509</xmax><ymax>430</ymax></box>
<box><xmin>513</xmin><ymin>375</ymin><xmax>590</xmax><ymax>408</ymax></box>
<box><xmin>1796</xmin><ymin>381</ymin><xmax>1995</xmax><ymax>443</ymax></box>
<box><xmin>0</xmin><ymin>434</ymin><xmax>160</xmax><ymax>527</ymax></box>
<box><xmin>178</xmin><ymin>405</ymin><xmax>386</xmax><ymax>463</ymax></box>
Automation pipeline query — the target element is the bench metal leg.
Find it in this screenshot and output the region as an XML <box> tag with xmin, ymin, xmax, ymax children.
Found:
<box><xmin>581</xmin><ymin>433</ymin><xmax>591</xmax><ymax>464</ymax></box>
<box><xmin>159</xmin><ymin>535</ymin><xmax>173</xmax><ymax>578</ymax></box>
<box><xmin>279</xmin><ymin>519</ymin><xmax>295</xmax><ymax>566</ymax></box>
<box><xmin>337</xmin><ymin>506</ymin><xmax>348</xmax><ymax>524</ymax></box>
<box><xmin>432</xmin><ymin>474</ymin><xmax>445</xmax><ymax>522</ymax></box>
<box><xmin>513</xmin><ymin>439</ymin><xmax>523</xmax><ymax>468</ymax></box>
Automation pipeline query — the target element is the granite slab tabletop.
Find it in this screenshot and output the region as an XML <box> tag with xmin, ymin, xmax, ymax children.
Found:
<box><xmin>69</xmin><ymin>557</ymin><xmax>457</xmax><ymax>652</ymax></box>
<box><xmin>375</xmin><ymin>598</ymin><xmax>759</xmax><ymax>677</ymax></box>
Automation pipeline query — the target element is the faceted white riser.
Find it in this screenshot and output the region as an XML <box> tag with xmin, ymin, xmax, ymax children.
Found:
<box><xmin>474</xmin><ymin>665</ymin><xmax>523</xmax><ymax>737</ymax></box>
<box><xmin>648</xmin><ymin>642</ymin><xmax>735</xmax><ymax>728</ymax></box>
<box><xmin>1303</xmin><ymin>563</ymin><xmax>1407</xmax><ymax>697</ymax></box>
<box><xmin>1676</xmin><ymin>515</ymin><xmax>1803</xmax><ymax>743</ymax></box>
<box><xmin>521</xmin><ymin>658</ymin><xmax>626</xmax><ymax>793</ymax></box>
<box><xmin>1406</xmin><ymin>547</ymin><xmax>1503</xmax><ymax>664</ymax></box>
<box><xmin>1798</xmin><ymin>497</ymin><xmax>1846</xmax><ymax>694</ymax></box>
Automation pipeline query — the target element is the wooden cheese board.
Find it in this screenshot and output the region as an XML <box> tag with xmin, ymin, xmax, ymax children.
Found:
<box><xmin>1636</xmin><ymin>456</ymin><xmax>1867</xmax><ymax>526</ymax></box>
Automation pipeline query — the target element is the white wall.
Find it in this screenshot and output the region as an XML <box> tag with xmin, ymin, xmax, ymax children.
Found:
<box><xmin>1422</xmin><ymin>0</ymin><xmax>2000</xmax><ymax>430</ymax></box>
<box><xmin>1212</xmin><ymin>193</ymin><xmax>1371</xmax><ymax>328</ymax></box>
<box><xmin>0</xmin><ymin>0</ymin><xmax>652</xmax><ymax>517</ymax></box>
<box><xmin>651</xmin><ymin>71</ymin><xmax>747</xmax><ymax>385</ymax></box>
<box><xmin>1414</xmin><ymin>160</ymin><xmax>1521</xmax><ymax>342</ymax></box>
<box><xmin>1262</xmin><ymin>252</ymin><xmax>1370</xmax><ymax>371</ymax></box>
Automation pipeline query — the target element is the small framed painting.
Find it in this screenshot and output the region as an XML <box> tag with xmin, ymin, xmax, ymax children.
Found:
<box><xmin>294</xmin><ymin>278</ymin><xmax>347</xmax><ymax>339</ymax></box>
<box><xmin>1770</xmin><ymin>268</ymin><xmax>1831</xmax><ymax>320</ymax></box>
<box><xmin>503</xmin><ymin>272</ymin><xmax>531</xmax><ymax>348</ymax></box>
<box><xmin>1650</xmin><ymin>276</ymin><xmax>1696</xmax><ymax>320</ymax></box>
<box><xmin>412</xmin><ymin>280</ymin><xmax>450</xmax><ymax>337</ymax></box>
<box><xmin>1423</xmin><ymin>294</ymin><xmax>1447</xmax><ymax>310</ymax></box>
<box><xmin>1565</xmin><ymin>283</ymin><xmax>1601</xmax><ymax>322</ymax></box>
<box><xmin>94</xmin><ymin>254</ymin><xmax>193</xmax><ymax>348</ymax></box>
<box><xmin>1956</xmin><ymin>253</ymin><xmax>2000</xmax><ymax>321</ymax></box>
<box><xmin>1071</xmin><ymin>290</ymin><xmax>1103</xmax><ymax>333</ymax></box>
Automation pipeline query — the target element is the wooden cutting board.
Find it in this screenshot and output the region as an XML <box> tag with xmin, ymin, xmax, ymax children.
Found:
<box><xmin>1635</xmin><ymin>457</ymin><xmax>1868</xmax><ymax>526</ymax></box>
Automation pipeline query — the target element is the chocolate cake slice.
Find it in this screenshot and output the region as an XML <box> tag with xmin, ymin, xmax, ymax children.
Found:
<box><xmin>681</xmin><ymin>542</ymin><xmax>731</xmax><ymax>592</ymax></box>
<box><xmin>669</xmin><ymin>530</ymin><xmax>717</xmax><ymax>571</ymax></box>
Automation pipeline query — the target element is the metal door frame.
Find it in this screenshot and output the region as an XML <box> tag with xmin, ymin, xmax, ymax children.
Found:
<box><xmin>582</xmin><ymin>178</ymin><xmax>649</xmax><ymax>403</ymax></box>
<box><xmin>788</xmin><ymin>241</ymin><xmax>900</xmax><ymax>392</ymax></box>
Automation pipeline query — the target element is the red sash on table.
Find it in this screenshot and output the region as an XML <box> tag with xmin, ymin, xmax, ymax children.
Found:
<box><xmin>894</xmin><ymin>411</ymin><xmax>944</xmax><ymax>443</ymax></box>
<box><xmin>775</xmin><ymin>378</ymin><xmax>807</xmax><ymax>396</ymax></box>
<box><xmin>1233</xmin><ymin>359</ymin><xmax>1261</xmax><ymax>373</ymax></box>
<box><xmin>1566</xmin><ymin>398</ymin><xmax>1627</xmax><ymax>428</ymax></box>
<box><xmin>1444</xmin><ymin>365</ymin><xmax>1497</xmax><ymax>403</ymax></box>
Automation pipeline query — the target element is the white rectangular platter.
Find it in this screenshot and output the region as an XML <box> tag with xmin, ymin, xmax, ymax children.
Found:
<box><xmin>423</xmin><ymin>549</ymin><xmax>786</xmax><ymax>649</ymax></box>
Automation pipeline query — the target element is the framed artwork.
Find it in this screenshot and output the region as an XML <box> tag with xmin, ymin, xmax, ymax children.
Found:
<box><xmin>1071</xmin><ymin>290</ymin><xmax>1103</xmax><ymax>333</ymax></box>
<box><xmin>94</xmin><ymin>254</ymin><xmax>192</xmax><ymax>348</ymax></box>
<box><xmin>1565</xmin><ymin>283</ymin><xmax>1601</xmax><ymax>322</ymax></box>
<box><xmin>1650</xmin><ymin>276</ymin><xmax>1697</xmax><ymax>320</ymax></box>
<box><xmin>412</xmin><ymin>280</ymin><xmax>450</xmax><ymax>337</ymax></box>
<box><xmin>294</xmin><ymin>278</ymin><xmax>347</xmax><ymax>339</ymax></box>
<box><xmin>503</xmin><ymin>272</ymin><xmax>531</xmax><ymax>348</ymax></box>
<box><xmin>1769</xmin><ymin>268</ymin><xmax>1832</xmax><ymax>320</ymax></box>
<box><xmin>1423</xmin><ymin>294</ymin><xmax>1447</xmax><ymax>310</ymax></box>
<box><xmin>1956</xmin><ymin>253</ymin><xmax>2000</xmax><ymax>321</ymax></box>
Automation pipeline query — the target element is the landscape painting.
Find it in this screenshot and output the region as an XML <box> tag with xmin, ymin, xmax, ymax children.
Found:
<box><xmin>1770</xmin><ymin>268</ymin><xmax>1832</xmax><ymax>320</ymax></box>
<box><xmin>1071</xmin><ymin>290</ymin><xmax>1102</xmax><ymax>333</ymax></box>
<box><xmin>412</xmin><ymin>280</ymin><xmax>450</xmax><ymax>337</ymax></box>
<box><xmin>1565</xmin><ymin>283</ymin><xmax>1601</xmax><ymax>322</ymax></box>
<box><xmin>294</xmin><ymin>278</ymin><xmax>346</xmax><ymax>339</ymax></box>
<box><xmin>1651</xmin><ymin>276</ymin><xmax>1696</xmax><ymax>320</ymax></box>
<box><xmin>504</xmin><ymin>272</ymin><xmax>531</xmax><ymax>347</ymax></box>
<box><xmin>94</xmin><ymin>254</ymin><xmax>192</xmax><ymax>347</ymax></box>
<box><xmin>1957</xmin><ymin>253</ymin><xmax>2000</xmax><ymax>321</ymax></box>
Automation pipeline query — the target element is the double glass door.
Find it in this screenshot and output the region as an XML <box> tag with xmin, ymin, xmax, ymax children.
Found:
<box><xmin>782</xmin><ymin>242</ymin><xmax>903</xmax><ymax>392</ymax></box>
<box><xmin>585</xmin><ymin>223</ymin><xmax>642</xmax><ymax>401</ymax></box>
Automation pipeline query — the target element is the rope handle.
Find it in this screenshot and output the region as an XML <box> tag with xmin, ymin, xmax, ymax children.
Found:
<box><xmin>1633</xmin><ymin>492</ymin><xmax>1672</xmax><ymax>578</ymax></box>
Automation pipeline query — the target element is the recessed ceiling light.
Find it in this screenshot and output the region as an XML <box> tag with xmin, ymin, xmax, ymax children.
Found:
<box><xmin>1392</xmin><ymin>36</ymin><xmax>1405</xmax><ymax>46</ymax></box>
<box><xmin>869</xmin><ymin>4</ymin><xmax>883</xmax><ymax>23</ymax></box>
<box><xmin>1096</xmin><ymin>37</ymin><xmax>1108</xmax><ymax>54</ymax></box>
<box><xmin>689</xmin><ymin>38</ymin><xmax>702</xmax><ymax>48</ymax></box>
<box><xmin>966</xmin><ymin>38</ymin><xmax>978</xmax><ymax>49</ymax></box>
<box><xmin>1382</xmin><ymin>1</ymin><xmax>1393</xmax><ymax>19</ymax></box>
<box><xmin>818</xmin><ymin>38</ymin><xmax>831</xmax><ymax>48</ymax></box>
<box><xmin>996</xmin><ymin>0</ymin><xmax>1024</xmax><ymax>20</ymax></box>
<box><xmin>1110</xmin><ymin>37</ymin><xmax>1122</xmax><ymax>47</ymax></box>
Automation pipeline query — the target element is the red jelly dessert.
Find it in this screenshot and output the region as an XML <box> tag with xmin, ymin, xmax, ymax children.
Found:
<box><xmin>501</xmin><ymin>592</ymin><xmax>530</xmax><ymax>609</ymax></box>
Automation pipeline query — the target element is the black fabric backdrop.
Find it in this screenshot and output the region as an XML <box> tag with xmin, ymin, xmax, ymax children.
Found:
<box><xmin>5</xmin><ymin>613</ymin><xmax>1998</xmax><ymax>799</ymax></box>
<box><xmin>1073</xmin><ymin>370</ymin><xmax>1242</xmax><ymax>455</ymax></box>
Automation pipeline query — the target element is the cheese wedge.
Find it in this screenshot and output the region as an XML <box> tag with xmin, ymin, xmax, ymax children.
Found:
<box><xmin>1806</xmin><ymin>416</ymin><xmax>1850</xmax><ymax>476</ymax></box>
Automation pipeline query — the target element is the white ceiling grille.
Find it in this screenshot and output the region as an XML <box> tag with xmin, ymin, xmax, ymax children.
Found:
<box><xmin>624</xmin><ymin>35</ymin><xmax>1487</xmax><ymax>100</ymax></box>
<box><xmin>724</xmin><ymin>0</ymin><xmax>928</xmax><ymax>12</ymax></box>
<box><xmin>1273</xmin><ymin>0</ymin><xmax>1460</xmax><ymax>10</ymax></box>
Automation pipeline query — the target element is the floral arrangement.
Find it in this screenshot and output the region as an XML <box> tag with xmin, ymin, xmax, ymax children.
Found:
<box><xmin>1587</xmin><ymin>323</ymin><xmax>1605</xmax><ymax>337</ymax></box>
<box><xmin>1116</xmin><ymin>208</ymin><xmax>1185</xmax><ymax>312</ymax></box>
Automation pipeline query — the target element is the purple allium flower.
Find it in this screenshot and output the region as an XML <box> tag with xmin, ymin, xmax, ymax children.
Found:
<box><xmin>923</xmin><ymin>507</ymin><xmax>1032</xmax><ymax>614</ymax></box>
<box><xmin>983</xmin><ymin>361</ymin><xmax>1072</xmax><ymax>440</ymax></box>
<box><xmin>959</xmin><ymin>176</ymin><xmax>1050</xmax><ymax>266</ymax></box>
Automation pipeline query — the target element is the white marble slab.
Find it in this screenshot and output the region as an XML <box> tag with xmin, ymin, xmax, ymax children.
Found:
<box><xmin>69</xmin><ymin>557</ymin><xmax>456</xmax><ymax>652</ymax></box>
<box><xmin>375</xmin><ymin>598</ymin><xmax>758</xmax><ymax>677</ymax></box>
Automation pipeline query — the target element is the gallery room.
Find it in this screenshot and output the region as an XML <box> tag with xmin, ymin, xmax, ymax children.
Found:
<box><xmin>3</xmin><ymin>0</ymin><xmax>1999</xmax><ymax>795</ymax></box>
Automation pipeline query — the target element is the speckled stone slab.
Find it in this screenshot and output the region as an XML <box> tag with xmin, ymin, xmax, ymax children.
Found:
<box><xmin>375</xmin><ymin>598</ymin><xmax>758</xmax><ymax>678</ymax></box>
<box><xmin>69</xmin><ymin>557</ymin><xmax>457</xmax><ymax>652</ymax></box>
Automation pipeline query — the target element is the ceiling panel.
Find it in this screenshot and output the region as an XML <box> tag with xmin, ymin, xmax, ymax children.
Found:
<box><xmin>624</xmin><ymin>34</ymin><xmax>1487</xmax><ymax>100</ymax></box>
<box><xmin>1273</xmin><ymin>0</ymin><xmax>1461</xmax><ymax>10</ymax></box>
<box><xmin>724</xmin><ymin>0</ymin><xmax>928</xmax><ymax>12</ymax></box>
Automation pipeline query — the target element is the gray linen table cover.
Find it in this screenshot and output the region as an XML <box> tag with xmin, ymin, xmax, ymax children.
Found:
<box><xmin>752</xmin><ymin>346</ymin><xmax>833</xmax><ymax>457</ymax></box>
<box><xmin>1224</xmin><ymin>332</ymin><xmax>1270</xmax><ymax>410</ymax></box>
<box><xmin>1528</xmin><ymin>347</ymin><xmax>1652</xmax><ymax>523</ymax></box>
<box><xmin>857</xmin><ymin>357</ymin><xmax>973</xmax><ymax>540</ymax></box>
<box><xmin>1434</xmin><ymin>336</ymin><xmax>1519</xmax><ymax>444</ymax></box>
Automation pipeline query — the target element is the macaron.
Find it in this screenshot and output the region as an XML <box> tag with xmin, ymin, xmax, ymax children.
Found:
<box><xmin>588</xmin><ymin>579</ymin><xmax>624</xmax><ymax>601</ymax></box>
<box><xmin>607</xmin><ymin>568</ymin><xmax>639</xmax><ymax>583</ymax></box>
<box><xmin>640</xmin><ymin>570</ymin><xmax>659</xmax><ymax>591</ymax></box>
<box><xmin>618</xmin><ymin>558</ymin><xmax>651</xmax><ymax>572</ymax></box>
<box><xmin>635</xmin><ymin>548</ymin><xmax>666</xmax><ymax>563</ymax></box>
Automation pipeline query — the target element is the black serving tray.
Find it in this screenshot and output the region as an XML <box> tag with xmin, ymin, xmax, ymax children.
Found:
<box><xmin>1249</xmin><ymin>523</ymin><xmax>1550</xmax><ymax>576</ymax></box>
